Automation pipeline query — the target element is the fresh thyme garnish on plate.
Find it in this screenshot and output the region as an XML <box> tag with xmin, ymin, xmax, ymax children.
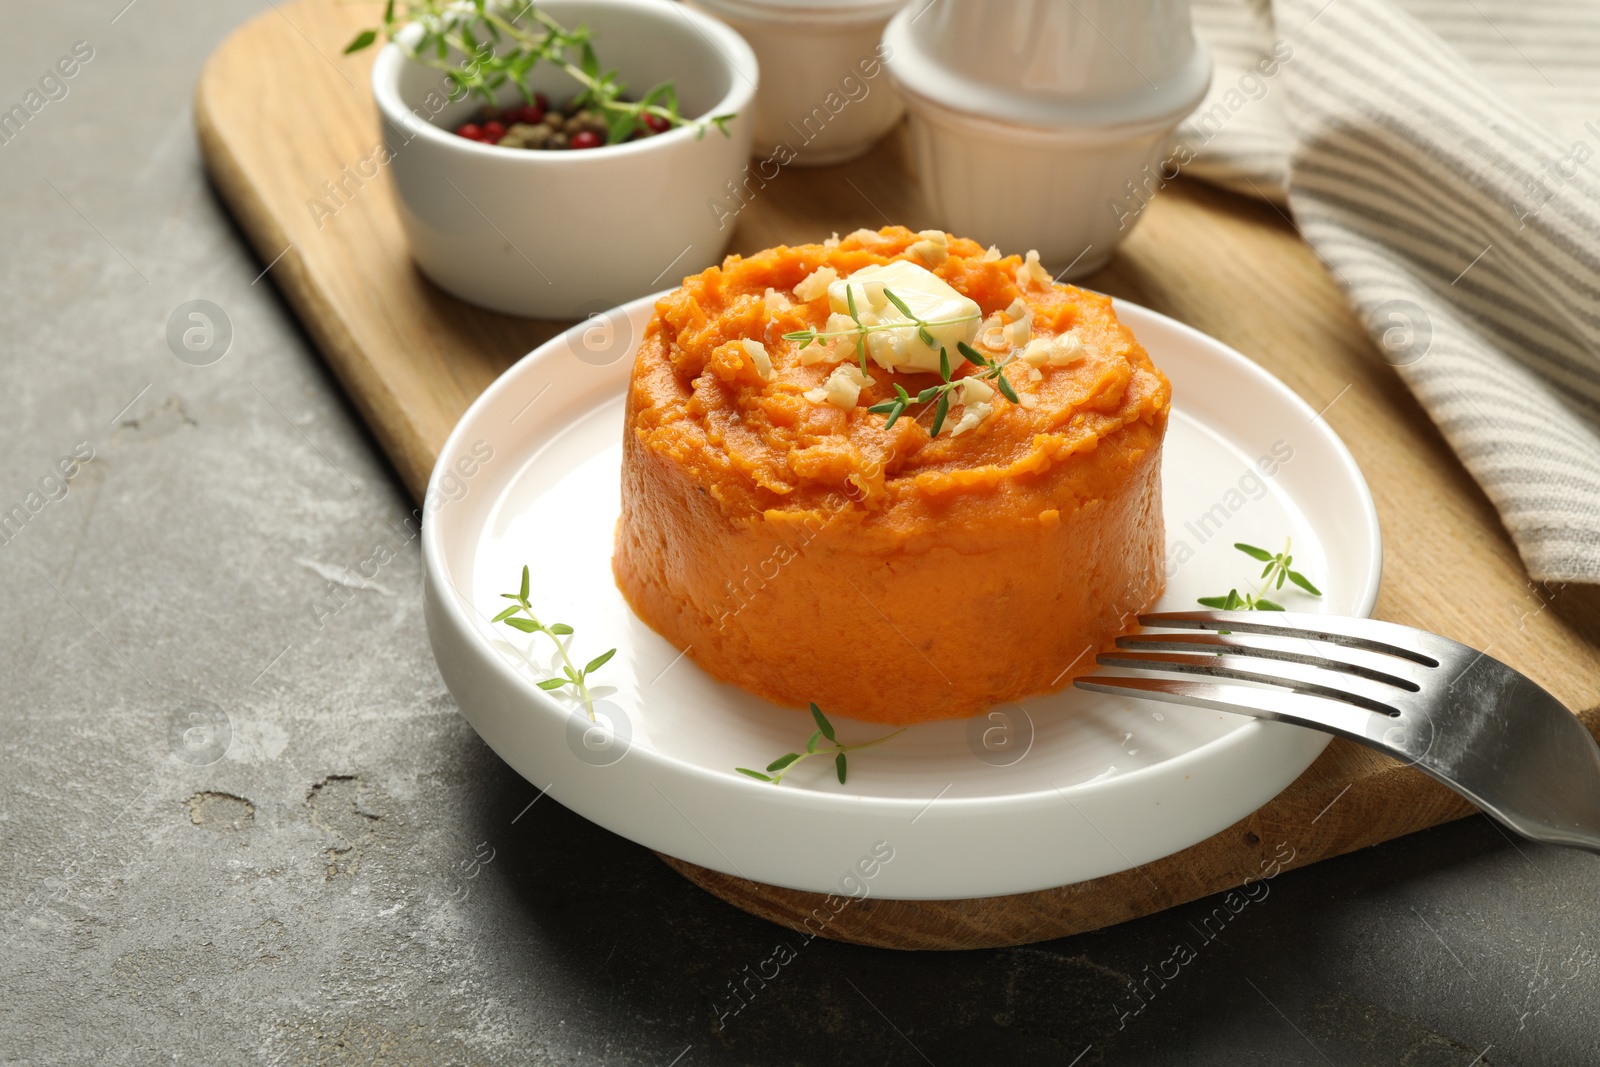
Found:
<box><xmin>493</xmin><ymin>565</ymin><xmax>615</xmax><ymax>720</ymax></box>
<box><xmin>1198</xmin><ymin>539</ymin><xmax>1323</xmax><ymax>612</ymax></box>
<box><xmin>782</xmin><ymin>285</ymin><xmax>981</xmax><ymax>376</ymax></box>
<box><xmin>1238</xmin><ymin>539</ymin><xmax>1323</xmax><ymax>594</ymax></box>
<box><xmin>737</xmin><ymin>703</ymin><xmax>905</xmax><ymax>786</ymax></box>
<box><xmin>1196</xmin><ymin>587</ymin><xmax>1285</xmax><ymax>611</ymax></box>
<box><xmin>344</xmin><ymin>1</ymin><xmax>736</xmax><ymax>145</ymax></box>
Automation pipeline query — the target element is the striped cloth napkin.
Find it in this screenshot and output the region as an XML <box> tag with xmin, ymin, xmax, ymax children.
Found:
<box><xmin>1178</xmin><ymin>0</ymin><xmax>1600</xmax><ymax>584</ymax></box>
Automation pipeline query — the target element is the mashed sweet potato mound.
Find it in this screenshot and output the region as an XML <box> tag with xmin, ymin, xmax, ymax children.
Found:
<box><xmin>612</xmin><ymin>226</ymin><xmax>1170</xmax><ymax>724</ymax></box>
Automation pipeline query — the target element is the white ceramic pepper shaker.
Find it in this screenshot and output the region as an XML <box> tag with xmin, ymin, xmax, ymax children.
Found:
<box><xmin>884</xmin><ymin>0</ymin><xmax>1210</xmax><ymax>277</ymax></box>
<box><xmin>688</xmin><ymin>0</ymin><xmax>906</xmax><ymax>166</ymax></box>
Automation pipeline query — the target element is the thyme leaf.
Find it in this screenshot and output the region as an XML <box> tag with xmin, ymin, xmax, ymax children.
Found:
<box><xmin>494</xmin><ymin>564</ymin><xmax>614</xmax><ymax>720</ymax></box>
<box><xmin>1197</xmin><ymin>540</ymin><xmax>1323</xmax><ymax>613</ymax></box>
<box><xmin>736</xmin><ymin>703</ymin><xmax>902</xmax><ymax>786</ymax></box>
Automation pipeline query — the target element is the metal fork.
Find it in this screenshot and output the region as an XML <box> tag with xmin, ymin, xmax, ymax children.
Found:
<box><xmin>1074</xmin><ymin>610</ymin><xmax>1600</xmax><ymax>854</ymax></box>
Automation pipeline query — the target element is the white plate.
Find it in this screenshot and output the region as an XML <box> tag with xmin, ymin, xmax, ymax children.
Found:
<box><xmin>422</xmin><ymin>293</ymin><xmax>1381</xmax><ymax>899</ymax></box>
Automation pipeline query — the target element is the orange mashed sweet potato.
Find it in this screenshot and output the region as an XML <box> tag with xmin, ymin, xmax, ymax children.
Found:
<box><xmin>612</xmin><ymin>226</ymin><xmax>1170</xmax><ymax>724</ymax></box>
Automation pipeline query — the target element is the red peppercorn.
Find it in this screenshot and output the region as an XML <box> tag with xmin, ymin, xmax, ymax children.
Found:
<box><xmin>535</xmin><ymin>93</ymin><xmax>550</xmax><ymax>112</ymax></box>
<box><xmin>456</xmin><ymin>123</ymin><xmax>484</xmax><ymax>140</ymax></box>
<box><xmin>481</xmin><ymin>120</ymin><xmax>507</xmax><ymax>142</ymax></box>
<box><xmin>644</xmin><ymin>113</ymin><xmax>670</xmax><ymax>133</ymax></box>
<box><xmin>570</xmin><ymin>129</ymin><xmax>603</xmax><ymax>150</ymax></box>
<box><xmin>516</xmin><ymin>104</ymin><xmax>544</xmax><ymax>125</ymax></box>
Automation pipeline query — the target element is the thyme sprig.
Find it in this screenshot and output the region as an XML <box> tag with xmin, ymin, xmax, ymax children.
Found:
<box><xmin>1198</xmin><ymin>540</ymin><xmax>1323</xmax><ymax>612</ymax></box>
<box><xmin>866</xmin><ymin>340</ymin><xmax>1020</xmax><ymax>438</ymax></box>
<box><xmin>782</xmin><ymin>286</ymin><xmax>1014</xmax><ymax>437</ymax></box>
<box><xmin>493</xmin><ymin>565</ymin><xmax>615</xmax><ymax>720</ymax></box>
<box><xmin>345</xmin><ymin>1</ymin><xmax>735</xmax><ymax>144</ymax></box>
<box><xmin>1196</xmin><ymin>587</ymin><xmax>1286</xmax><ymax>612</ymax></box>
<box><xmin>737</xmin><ymin>703</ymin><xmax>905</xmax><ymax>786</ymax></box>
<box><xmin>781</xmin><ymin>286</ymin><xmax>981</xmax><ymax>376</ymax></box>
<box><xmin>1240</xmin><ymin>540</ymin><xmax>1323</xmax><ymax>595</ymax></box>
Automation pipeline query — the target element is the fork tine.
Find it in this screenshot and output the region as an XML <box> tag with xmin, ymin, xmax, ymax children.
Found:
<box><xmin>1094</xmin><ymin>650</ymin><xmax>1404</xmax><ymax>715</ymax></box>
<box><xmin>1073</xmin><ymin>674</ymin><xmax>1394</xmax><ymax>741</ymax></box>
<box><xmin>1115</xmin><ymin>631</ymin><xmax>1424</xmax><ymax>691</ymax></box>
<box><xmin>1139</xmin><ymin>611</ymin><xmax>1442</xmax><ymax>667</ymax></box>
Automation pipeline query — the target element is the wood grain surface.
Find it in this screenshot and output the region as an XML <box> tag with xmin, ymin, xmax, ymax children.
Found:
<box><xmin>196</xmin><ymin>0</ymin><xmax>1600</xmax><ymax>949</ymax></box>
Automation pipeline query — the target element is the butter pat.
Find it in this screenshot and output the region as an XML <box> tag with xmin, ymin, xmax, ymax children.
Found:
<box><xmin>826</xmin><ymin>261</ymin><xmax>980</xmax><ymax>375</ymax></box>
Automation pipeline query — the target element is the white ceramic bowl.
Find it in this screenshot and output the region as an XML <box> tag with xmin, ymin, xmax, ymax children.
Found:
<box><xmin>884</xmin><ymin>0</ymin><xmax>1210</xmax><ymax>278</ymax></box>
<box><xmin>688</xmin><ymin>0</ymin><xmax>905</xmax><ymax>166</ymax></box>
<box><xmin>371</xmin><ymin>0</ymin><xmax>758</xmax><ymax>318</ymax></box>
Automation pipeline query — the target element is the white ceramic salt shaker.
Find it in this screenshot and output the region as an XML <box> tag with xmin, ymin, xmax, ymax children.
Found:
<box><xmin>884</xmin><ymin>0</ymin><xmax>1210</xmax><ymax>277</ymax></box>
<box><xmin>688</xmin><ymin>0</ymin><xmax>906</xmax><ymax>166</ymax></box>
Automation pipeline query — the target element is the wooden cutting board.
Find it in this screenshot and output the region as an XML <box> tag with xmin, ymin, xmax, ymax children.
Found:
<box><xmin>197</xmin><ymin>0</ymin><xmax>1600</xmax><ymax>949</ymax></box>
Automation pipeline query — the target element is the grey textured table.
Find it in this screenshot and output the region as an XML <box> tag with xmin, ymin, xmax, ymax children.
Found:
<box><xmin>3</xmin><ymin>3</ymin><xmax>1599</xmax><ymax>1064</ymax></box>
